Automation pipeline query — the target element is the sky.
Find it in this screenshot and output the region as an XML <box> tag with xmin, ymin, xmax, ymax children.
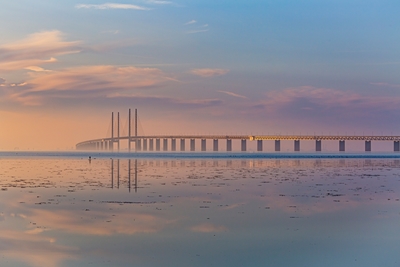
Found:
<box><xmin>1</xmin><ymin>0</ymin><xmax>400</xmax><ymax>150</ymax></box>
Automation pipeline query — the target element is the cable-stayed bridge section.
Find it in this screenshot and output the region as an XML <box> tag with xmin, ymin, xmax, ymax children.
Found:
<box><xmin>76</xmin><ymin>110</ymin><xmax>400</xmax><ymax>152</ymax></box>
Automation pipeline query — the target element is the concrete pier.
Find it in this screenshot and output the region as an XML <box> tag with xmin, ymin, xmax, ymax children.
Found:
<box><xmin>156</xmin><ymin>139</ymin><xmax>160</xmax><ymax>151</ymax></box>
<box><xmin>226</xmin><ymin>139</ymin><xmax>232</xmax><ymax>151</ymax></box>
<box><xmin>190</xmin><ymin>139</ymin><xmax>195</xmax><ymax>151</ymax></box>
<box><xmin>395</xmin><ymin>141</ymin><xmax>400</xmax><ymax>152</ymax></box>
<box><xmin>213</xmin><ymin>139</ymin><xmax>218</xmax><ymax>151</ymax></box>
<box><xmin>316</xmin><ymin>140</ymin><xmax>322</xmax><ymax>152</ymax></box>
<box><xmin>143</xmin><ymin>139</ymin><xmax>147</xmax><ymax>151</ymax></box>
<box><xmin>136</xmin><ymin>139</ymin><xmax>141</xmax><ymax>151</ymax></box>
<box><xmin>241</xmin><ymin>139</ymin><xmax>246</xmax><ymax>152</ymax></box>
<box><xmin>201</xmin><ymin>139</ymin><xmax>206</xmax><ymax>151</ymax></box>
<box><xmin>257</xmin><ymin>140</ymin><xmax>263</xmax><ymax>152</ymax></box>
<box><xmin>339</xmin><ymin>140</ymin><xmax>345</xmax><ymax>152</ymax></box>
<box><xmin>365</xmin><ymin>141</ymin><xmax>371</xmax><ymax>152</ymax></box>
<box><xmin>180</xmin><ymin>139</ymin><xmax>185</xmax><ymax>151</ymax></box>
<box><xmin>163</xmin><ymin>139</ymin><xmax>168</xmax><ymax>151</ymax></box>
<box><xmin>149</xmin><ymin>139</ymin><xmax>154</xmax><ymax>151</ymax></box>
<box><xmin>275</xmin><ymin>140</ymin><xmax>280</xmax><ymax>152</ymax></box>
<box><xmin>294</xmin><ymin>140</ymin><xmax>300</xmax><ymax>152</ymax></box>
<box><xmin>171</xmin><ymin>139</ymin><xmax>176</xmax><ymax>151</ymax></box>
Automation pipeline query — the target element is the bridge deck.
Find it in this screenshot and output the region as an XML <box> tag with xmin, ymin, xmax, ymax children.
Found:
<box><xmin>77</xmin><ymin>135</ymin><xmax>400</xmax><ymax>147</ymax></box>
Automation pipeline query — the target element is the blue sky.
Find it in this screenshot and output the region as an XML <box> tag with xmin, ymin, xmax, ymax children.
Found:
<box><xmin>1</xmin><ymin>0</ymin><xmax>400</xmax><ymax>149</ymax></box>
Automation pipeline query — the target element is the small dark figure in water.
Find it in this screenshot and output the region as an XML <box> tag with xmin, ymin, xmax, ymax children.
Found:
<box><xmin>89</xmin><ymin>156</ymin><xmax>92</xmax><ymax>164</ymax></box>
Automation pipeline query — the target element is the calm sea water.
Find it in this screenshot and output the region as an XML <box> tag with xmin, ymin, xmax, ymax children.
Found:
<box><xmin>0</xmin><ymin>152</ymin><xmax>400</xmax><ymax>267</ymax></box>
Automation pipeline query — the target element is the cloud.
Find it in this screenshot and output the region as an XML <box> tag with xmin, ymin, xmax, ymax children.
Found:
<box><xmin>190</xmin><ymin>68</ymin><xmax>229</xmax><ymax>77</ymax></box>
<box><xmin>25</xmin><ymin>66</ymin><xmax>51</xmax><ymax>72</ymax></box>
<box><xmin>0</xmin><ymin>31</ymin><xmax>80</xmax><ymax>72</ymax></box>
<box><xmin>248</xmin><ymin>86</ymin><xmax>400</xmax><ymax>130</ymax></box>
<box><xmin>146</xmin><ymin>0</ymin><xmax>173</xmax><ymax>4</ymax></box>
<box><xmin>185</xmin><ymin>21</ymin><xmax>209</xmax><ymax>34</ymax></box>
<box><xmin>261</xmin><ymin>86</ymin><xmax>400</xmax><ymax>110</ymax></box>
<box><xmin>185</xmin><ymin>20</ymin><xmax>197</xmax><ymax>25</ymax></box>
<box><xmin>75</xmin><ymin>3</ymin><xmax>150</xmax><ymax>10</ymax></box>
<box><xmin>1</xmin><ymin>65</ymin><xmax>223</xmax><ymax>109</ymax></box>
<box><xmin>218</xmin><ymin>90</ymin><xmax>247</xmax><ymax>99</ymax></box>
<box><xmin>7</xmin><ymin>65</ymin><xmax>171</xmax><ymax>106</ymax></box>
<box><xmin>370</xmin><ymin>82</ymin><xmax>400</xmax><ymax>88</ymax></box>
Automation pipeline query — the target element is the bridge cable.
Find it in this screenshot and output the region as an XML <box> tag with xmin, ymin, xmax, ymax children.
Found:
<box><xmin>106</xmin><ymin>119</ymin><xmax>111</xmax><ymax>139</ymax></box>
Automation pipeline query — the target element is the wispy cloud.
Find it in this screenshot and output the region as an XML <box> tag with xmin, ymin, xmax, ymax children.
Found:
<box><xmin>185</xmin><ymin>20</ymin><xmax>209</xmax><ymax>34</ymax></box>
<box><xmin>370</xmin><ymin>82</ymin><xmax>400</xmax><ymax>88</ymax></box>
<box><xmin>75</xmin><ymin>3</ymin><xmax>150</xmax><ymax>10</ymax></box>
<box><xmin>249</xmin><ymin>86</ymin><xmax>400</xmax><ymax>130</ymax></box>
<box><xmin>0</xmin><ymin>31</ymin><xmax>80</xmax><ymax>72</ymax></box>
<box><xmin>146</xmin><ymin>0</ymin><xmax>173</xmax><ymax>5</ymax></box>
<box><xmin>185</xmin><ymin>20</ymin><xmax>197</xmax><ymax>25</ymax></box>
<box><xmin>218</xmin><ymin>90</ymin><xmax>247</xmax><ymax>99</ymax></box>
<box><xmin>260</xmin><ymin>86</ymin><xmax>400</xmax><ymax>110</ymax></box>
<box><xmin>7</xmin><ymin>65</ymin><xmax>170</xmax><ymax>106</ymax></box>
<box><xmin>190</xmin><ymin>68</ymin><xmax>229</xmax><ymax>77</ymax></box>
<box><xmin>2</xmin><ymin>64</ymin><xmax>224</xmax><ymax>110</ymax></box>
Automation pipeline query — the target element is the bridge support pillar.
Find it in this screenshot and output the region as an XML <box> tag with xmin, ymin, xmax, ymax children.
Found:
<box><xmin>213</xmin><ymin>139</ymin><xmax>218</xmax><ymax>152</ymax></box>
<box><xmin>226</xmin><ymin>139</ymin><xmax>232</xmax><ymax>151</ymax></box>
<box><xmin>294</xmin><ymin>140</ymin><xmax>300</xmax><ymax>152</ymax></box>
<box><xmin>149</xmin><ymin>139</ymin><xmax>154</xmax><ymax>151</ymax></box>
<box><xmin>190</xmin><ymin>139</ymin><xmax>195</xmax><ymax>151</ymax></box>
<box><xmin>275</xmin><ymin>140</ymin><xmax>281</xmax><ymax>152</ymax></box>
<box><xmin>156</xmin><ymin>139</ymin><xmax>160</xmax><ymax>151</ymax></box>
<box><xmin>257</xmin><ymin>140</ymin><xmax>263</xmax><ymax>152</ymax></box>
<box><xmin>241</xmin><ymin>139</ymin><xmax>247</xmax><ymax>152</ymax></box>
<box><xmin>201</xmin><ymin>139</ymin><xmax>206</xmax><ymax>151</ymax></box>
<box><xmin>316</xmin><ymin>140</ymin><xmax>322</xmax><ymax>152</ymax></box>
<box><xmin>365</xmin><ymin>141</ymin><xmax>371</xmax><ymax>152</ymax></box>
<box><xmin>143</xmin><ymin>139</ymin><xmax>147</xmax><ymax>151</ymax></box>
<box><xmin>163</xmin><ymin>139</ymin><xmax>168</xmax><ymax>151</ymax></box>
<box><xmin>171</xmin><ymin>139</ymin><xmax>176</xmax><ymax>151</ymax></box>
<box><xmin>339</xmin><ymin>140</ymin><xmax>345</xmax><ymax>152</ymax></box>
<box><xmin>136</xmin><ymin>139</ymin><xmax>142</xmax><ymax>151</ymax></box>
<box><xmin>180</xmin><ymin>139</ymin><xmax>185</xmax><ymax>151</ymax></box>
<box><xmin>395</xmin><ymin>141</ymin><xmax>400</xmax><ymax>152</ymax></box>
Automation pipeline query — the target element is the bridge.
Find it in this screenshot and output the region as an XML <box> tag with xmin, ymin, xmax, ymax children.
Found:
<box><xmin>76</xmin><ymin>109</ymin><xmax>400</xmax><ymax>152</ymax></box>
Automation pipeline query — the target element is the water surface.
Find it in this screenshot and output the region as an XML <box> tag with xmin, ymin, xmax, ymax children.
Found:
<box><xmin>0</xmin><ymin>155</ymin><xmax>399</xmax><ymax>266</ymax></box>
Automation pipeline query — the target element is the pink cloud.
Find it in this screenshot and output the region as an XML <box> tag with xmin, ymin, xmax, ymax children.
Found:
<box><xmin>0</xmin><ymin>31</ymin><xmax>80</xmax><ymax>72</ymax></box>
<box><xmin>190</xmin><ymin>68</ymin><xmax>229</xmax><ymax>77</ymax></box>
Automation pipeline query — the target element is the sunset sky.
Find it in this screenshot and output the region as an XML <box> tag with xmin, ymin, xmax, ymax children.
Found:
<box><xmin>1</xmin><ymin>0</ymin><xmax>400</xmax><ymax>150</ymax></box>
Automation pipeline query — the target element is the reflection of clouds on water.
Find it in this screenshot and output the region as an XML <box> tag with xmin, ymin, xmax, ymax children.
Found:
<box><xmin>23</xmin><ymin>209</ymin><xmax>175</xmax><ymax>236</ymax></box>
<box><xmin>190</xmin><ymin>223</ymin><xmax>227</xmax><ymax>233</ymax></box>
<box><xmin>1</xmin><ymin>157</ymin><xmax>400</xmax><ymax>266</ymax></box>
<box><xmin>0</xmin><ymin>229</ymin><xmax>78</xmax><ymax>267</ymax></box>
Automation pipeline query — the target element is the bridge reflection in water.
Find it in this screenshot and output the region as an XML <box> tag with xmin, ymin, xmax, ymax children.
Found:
<box><xmin>110</xmin><ymin>158</ymin><xmax>400</xmax><ymax>192</ymax></box>
<box><xmin>111</xmin><ymin>159</ymin><xmax>138</xmax><ymax>192</ymax></box>
<box><xmin>77</xmin><ymin>109</ymin><xmax>400</xmax><ymax>152</ymax></box>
